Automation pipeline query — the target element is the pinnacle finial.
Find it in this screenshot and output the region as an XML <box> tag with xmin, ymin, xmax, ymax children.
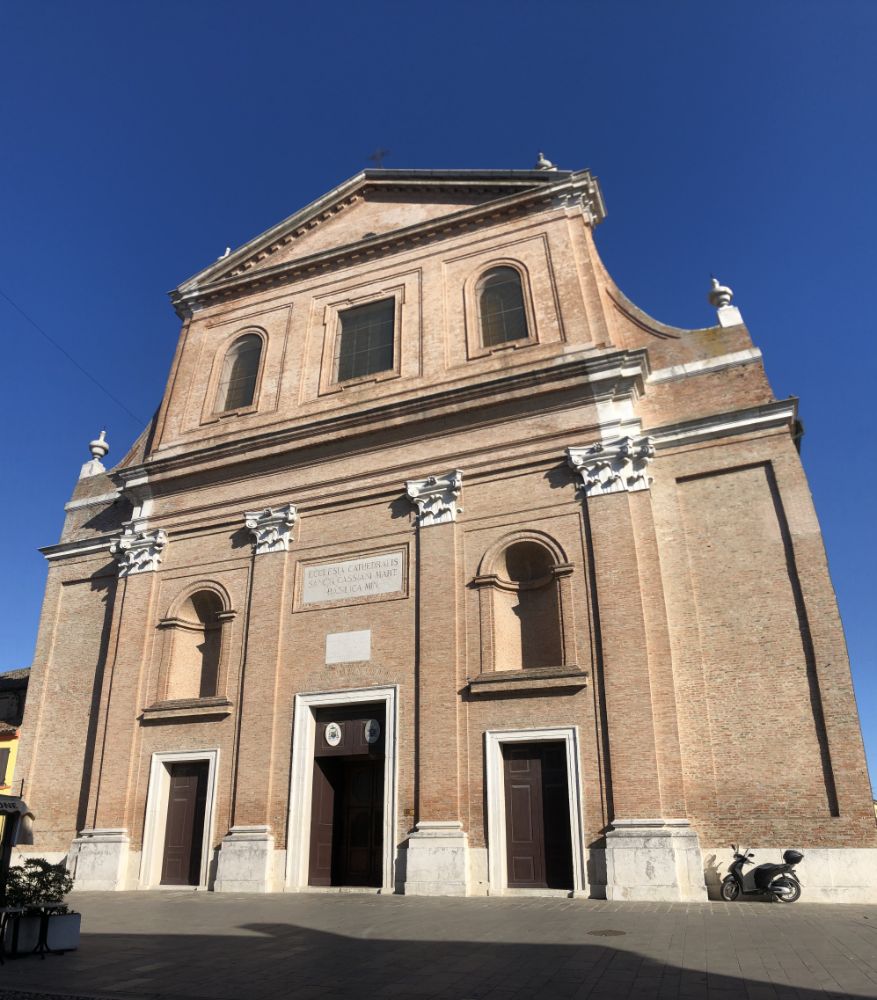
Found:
<box><xmin>89</xmin><ymin>429</ymin><xmax>110</xmax><ymax>462</ymax></box>
<box><xmin>535</xmin><ymin>151</ymin><xmax>556</xmax><ymax>171</ymax></box>
<box><xmin>708</xmin><ymin>276</ymin><xmax>734</xmax><ymax>309</ymax></box>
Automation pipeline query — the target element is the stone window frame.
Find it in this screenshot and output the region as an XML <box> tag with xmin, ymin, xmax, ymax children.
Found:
<box><xmin>145</xmin><ymin>581</ymin><xmax>236</xmax><ymax>717</ymax></box>
<box><xmin>472</xmin><ymin>529</ymin><xmax>576</xmax><ymax>676</ymax></box>
<box><xmin>201</xmin><ymin>326</ymin><xmax>268</xmax><ymax>424</ymax></box>
<box><xmin>464</xmin><ymin>260</ymin><xmax>539</xmax><ymax>360</ymax></box>
<box><xmin>318</xmin><ymin>283</ymin><xmax>405</xmax><ymax>396</ymax></box>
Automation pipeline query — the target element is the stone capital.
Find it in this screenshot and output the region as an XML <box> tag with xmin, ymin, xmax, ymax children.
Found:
<box><xmin>566</xmin><ymin>435</ymin><xmax>655</xmax><ymax>497</ymax></box>
<box><xmin>110</xmin><ymin>523</ymin><xmax>168</xmax><ymax>577</ymax></box>
<box><xmin>405</xmin><ymin>470</ymin><xmax>463</xmax><ymax>527</ymax></box>
<box><xmin>245</xmin><ymin>503</ymin><xmax>298</xmax><ymax>554</ymax></box>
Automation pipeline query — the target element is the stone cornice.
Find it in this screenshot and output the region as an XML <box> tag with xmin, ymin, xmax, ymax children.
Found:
<box><xmin>114</xmin><ymin>348</ymin><xmax>648</xmax><ymax>493</ymax></box>
<box><xmin>649</xmin><ymin>398</ymin><xmax>798</xmax><ymax>450</ymax></box>
<box><xmin>170</xmin><ymin>170</ymin><xmax>604</xmax><ymax>318</ymax></box>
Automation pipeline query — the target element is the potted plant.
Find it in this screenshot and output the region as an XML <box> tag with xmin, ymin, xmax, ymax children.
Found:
<box><xmin>4</xmin><ymin>858</ymin><xmax>80</xmax><ymax>954</ymax></box>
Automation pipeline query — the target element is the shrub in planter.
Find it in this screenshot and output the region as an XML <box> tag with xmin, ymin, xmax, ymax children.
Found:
<box><xmin>4</xmin><ymin>858</ymin><xmax>80</xmax><ymax>954</ymax></box>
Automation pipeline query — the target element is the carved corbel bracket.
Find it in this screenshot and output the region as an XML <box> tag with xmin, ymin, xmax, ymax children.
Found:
<box><xmin>405</xmin><ymin>470</ymin><xmax>463</xmax><ymax>527</ymax></box>
<box><xmin>566</xmin><ymin>435</ymin><xmax>655</xmax><ymax>497</ymax></box>
<box><xmin>244</xmin><ymin>503</ymin><xmax>298</xmax><ymax>554</ymax></box>
<box><xmin>110</xmin><ymin>522</ymin><xmax>168</xmax><ymax>577</ymax></box>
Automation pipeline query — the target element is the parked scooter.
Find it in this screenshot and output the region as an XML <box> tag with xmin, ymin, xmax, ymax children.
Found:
<box><xmin>721</xmin><ymin>845</ymin><xmax>804</xmax><ymax>903</ymax></box>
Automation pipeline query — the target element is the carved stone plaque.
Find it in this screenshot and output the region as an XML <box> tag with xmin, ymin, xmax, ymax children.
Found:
<box><xmin>301</xmin><ymin>550</ymin><xmax>405</xmax><ymax>606</ymax></box>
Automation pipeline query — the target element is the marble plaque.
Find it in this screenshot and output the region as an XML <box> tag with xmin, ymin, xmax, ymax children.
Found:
<box><xmin>302</xmin><ymin>550</ymin><xmax>404</xmax><ymax>606</ymax></box>
<box><xmin>325</xmin><ymin>630</ymin><xmax>371</xmax><ymax>664</ymax></box>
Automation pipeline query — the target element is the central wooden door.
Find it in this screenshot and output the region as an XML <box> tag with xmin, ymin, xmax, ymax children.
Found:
<box><xmin>502</xmin><ymin>742</ymin><xmax>573</xmax><ymax>890</ymax></box>
<box><xmin>308</xmin><ymin>757</ymin><xmax>383</xmax><ymax>887</ymax></box>
<box><xmin>161</xmin><ymin>761</ymin><xmax>208</xmax><ymax>886</ymax></box>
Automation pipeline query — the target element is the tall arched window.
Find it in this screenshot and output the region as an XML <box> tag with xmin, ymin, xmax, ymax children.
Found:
<box><xmin>474</xmin><ymin>533</ymin><xmax>575</xmax><ymax>673</ymax></box>
<box><xmin>477</xmin><ymin>267</ymin><xmax>529</xmax><ymax>347</ymax></box>
<box><xmin>163</xmin><ymin>590</ymin><xmax>225</xmax><ymax>700</ymax></box>
<box><xmin>216</xmin><ymin>333</ymin><xmax>262</xmax><ymax>412</ymax></box>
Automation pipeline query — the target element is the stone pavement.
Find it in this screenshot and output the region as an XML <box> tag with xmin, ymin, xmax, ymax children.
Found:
<box><xmin>2</xmin><ymin>892</ymin><xmax>877</xmax><ymax>1000</ymax></box>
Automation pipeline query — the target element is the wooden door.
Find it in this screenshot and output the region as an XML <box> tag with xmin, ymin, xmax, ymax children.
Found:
<box><xmin>160</xmin><ymin>761</ymin><xmax>208</xmax><ymax>886</ymax></box>
<box><xmin>502</xmin><ymin>743</ymin><xmax>573</xmax><ymax>890</ymax></box>
<box><xmin>336</xmin><ymin>759</ymin><xmax>383</xmax><ymax>887</ymax></box>
<box><xmin>308</xmin><ymin>758</ymin><xmax>337</xmax><ymax>886</ymax></box>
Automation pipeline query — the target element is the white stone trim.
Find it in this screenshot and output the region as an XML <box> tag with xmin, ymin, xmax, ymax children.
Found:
<box><xmin>245</xmin><ymin>503</ymin><xmax>298</xmax><ymax>554</ymax></box>
<box><xmin>484</xmin><ymin>727</ymin><xmax>587</xmax><ymax>896</ymax></box>
<box><xmin>566</xmin><ymin>436</ymin><xmax>655</xmax><ymax>496</ymax></box>
<box><xmin>110</xmin><ymin>523</ymin><xmax>168</xmax><ymax>576</ymax></box>
<box><xmin>650</xmin><ymin>399</ymin><xmax>797</xmax><ymax>450</ymax></box>
<box><xmin>405</xmin><ymin>470</ymin><xmax>463</xmax><ymax>526</ymax></box>
<box><xmin>42</xmin><ymin>537</ymin><xmax>116</xmax><ymax>561</ymax></box>
<box><xmin>285</xmin><ymin>685</ymin><xmax>398</xmax><ymax>893</ymax></box>
<box><xmin>64</xmin><ymin>489</ymin><xmax>121</xmax><ymax>511</ymax></box>
<box><xmin>139</xmin><ymin>748</ymin><xmax>219</xmax><ymax>890</ymax></box>
<box><xmin>648</xmin><ymin>347</ymin><xmax>762</xmax><ymax>384</ymax></box>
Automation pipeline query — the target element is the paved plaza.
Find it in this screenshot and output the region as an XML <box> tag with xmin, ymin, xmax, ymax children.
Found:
<box><xmin>2</xmin><ymin>892</ymin><xmax>877</xmax><ymax>1000</ymax></box>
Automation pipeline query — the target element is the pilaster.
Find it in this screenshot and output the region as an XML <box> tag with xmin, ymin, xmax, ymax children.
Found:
<box><xmin>403</xmin><ymin>471</ymin><xmax>468</xmax><ymax>895</ymax></box>
<box><xmin>216</xmin><ymin>503</ymin><xmax>295</xmax><ymax>892</ymax></box>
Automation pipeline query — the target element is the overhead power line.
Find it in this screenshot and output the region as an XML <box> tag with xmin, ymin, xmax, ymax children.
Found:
<box><xmin>0</xmin><ymin>287</ymin><xmax>145</xmax><ymax>426</ymax></box>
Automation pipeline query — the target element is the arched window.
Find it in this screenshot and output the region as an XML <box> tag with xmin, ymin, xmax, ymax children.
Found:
<box><xmin>163</xmin><ymin>590</ymin><xmax>225</xmax><ymax>700</ymax></box>
<box><xmin>477</xmin><ymin>267</ymin><xmax>529</xmax><ymax>347</ymax></box>
<box><xmin>216</xmin><ymin>333</ymin><xmax>262</xmax><ymax>412</ymax></box>
<box><xmin>474</xmin><ymin>534</ymin><xmax>574</xmax><ymax>673</ymax></box>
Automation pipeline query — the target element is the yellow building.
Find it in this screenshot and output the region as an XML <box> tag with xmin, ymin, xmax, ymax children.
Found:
<box><xmin>0</xmin><ymin>669</ymin><xmax>29</xmax><ymax>796</ymax></box>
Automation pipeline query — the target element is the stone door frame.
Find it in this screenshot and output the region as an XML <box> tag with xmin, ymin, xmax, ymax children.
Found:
<box><xmin>285</xmin><ymin>685</ymin><xmax>399</xmax><ymax>892</ymax></box>
<box><xmin>484</xmin><ymin>727</ymin><xmax>587</xmax><ymax>896</ymax></box>
<box><xmin>139</xmin><ymin>747</ymin><xmax>220</xmax><ymax>889</ymax></box>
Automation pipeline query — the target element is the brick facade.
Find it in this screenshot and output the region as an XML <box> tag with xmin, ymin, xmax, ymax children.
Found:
<box><xmin>15</xmin><ymin>165</ymin><xmax>876</xmax><ymax>901</ymax></box>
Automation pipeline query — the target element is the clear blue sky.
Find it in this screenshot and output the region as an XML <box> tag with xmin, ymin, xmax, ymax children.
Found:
<box><xmin>2</xmin><ymin>2</ymin><xmax>875</xmax><ymax>791</ymax></box>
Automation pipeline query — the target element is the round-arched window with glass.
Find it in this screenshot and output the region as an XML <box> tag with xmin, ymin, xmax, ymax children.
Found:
<box><xmin>477</xmin><ymin>267</ymin><xmax>529</xmax><ymax>347</ymax></box>
<box><xmin>216</xmin><ymin>333</ymin><xmax>262</xmax><ymax>412</ymax></box>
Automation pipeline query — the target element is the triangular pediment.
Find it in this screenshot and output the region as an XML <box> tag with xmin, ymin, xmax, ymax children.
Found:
<box><xmin>176</xmin><ymin>169</ymin><xmax>580</xmax><ymax>296</ymax></box>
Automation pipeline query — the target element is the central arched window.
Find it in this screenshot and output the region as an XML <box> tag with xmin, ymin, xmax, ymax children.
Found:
<box><xmin>477</xmin><ymin>267</ymin><xmax>529</xmax><ymax>347</ymax></box>
<box><xmin>216</xmin><ymin>333</ymin><xmax>262</xmax><ymax>412</ymax></box>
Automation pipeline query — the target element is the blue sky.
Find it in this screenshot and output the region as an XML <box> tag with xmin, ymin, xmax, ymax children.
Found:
<box><xmin>1</xmin><ymin>1</ymin><xmax>875</xmax><ymax>790</ymax></box>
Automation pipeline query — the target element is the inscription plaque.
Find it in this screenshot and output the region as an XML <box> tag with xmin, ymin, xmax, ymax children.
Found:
<box><xmin>302</xmin><ymin>550</ymin><xmax>405</xmax><ymax>606</ymax></box>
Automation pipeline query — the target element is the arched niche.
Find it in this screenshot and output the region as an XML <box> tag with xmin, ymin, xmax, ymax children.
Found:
<box><xmin>157</xmin><ymin>583</ymin><xmax>235</xmax><ymax>702</ymax></box>
<box><xmin>473</xmin><ymin>531</ymin><xmax>575</xmax><ymax>673</ymax></box>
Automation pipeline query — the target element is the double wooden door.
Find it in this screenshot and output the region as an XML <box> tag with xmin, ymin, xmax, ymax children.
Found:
<box><xmin>502</xmin><ymin>742</ymin><xmax>573</xmax><ymax>890</ymax></box>
<box><xmin>160</xmin><ymin>761</ymin><xmax>208</xmax><ymax>886</ymax></box>
<box><xmin>309</xmin><ymin>757</ymin><xmax>384</xmax><ymax>887</ymax></box>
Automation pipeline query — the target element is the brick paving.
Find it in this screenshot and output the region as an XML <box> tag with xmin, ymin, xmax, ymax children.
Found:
<box><xmin>2</xmin><ymin>893</ymin><xmax>877</xmax><ymax>1000</ymax></box>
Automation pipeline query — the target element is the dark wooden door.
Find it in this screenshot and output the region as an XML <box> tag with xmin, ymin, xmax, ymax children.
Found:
<box><xmin>160</xmin><ymin>761</ymin><xmax>208</xmax><ymax>886</ymax></box>
<box><xmin>308</xmin><ymin>758</ymin><xmax>337</xmax><ymax>886</ymax></box>
<box><xmin>503</xmin><ymin>743</ymin><xmax>573</xmax><ymax>890</ymax></box>
<box><xmin>336</xmin><ymin>759</ymin><xmax>383</xmax><ymax>887</ymax></box>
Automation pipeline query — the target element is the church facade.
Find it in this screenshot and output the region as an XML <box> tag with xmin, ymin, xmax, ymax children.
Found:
<box><xmin>16</xmin><ymin>162</ymin><xmax>877</xmax><ymax>901</ymax></box>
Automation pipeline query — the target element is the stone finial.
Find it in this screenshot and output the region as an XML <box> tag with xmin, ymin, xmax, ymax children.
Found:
<box><xmin>566</xmin><ymin>436</ymin><xmax>655</xmax><ymax>496</ymax></box>
<box><xmin>534</xmin><ymin>151</ymin><xmax>557</xmax><ymax>171</ymax></box>
<box><xmin>110</xmin><ymin>523</ymin><xmax>168</xmax><ymax>577</ymax></box>
<box><xmin>79</xmin><ymin>430</ymin><xmax>110</xmax><ymax>479</ymax></box>
<box><xmin>708</xmin><ymin>277</ymin><xmax>743</xmax><ymax>328</ymax></box>
<box><xmin>406</xmin><ymin>470</ymin><xmax>463</xmax><ymax>527</ymax></box>
<box><xmin>708</xmin><ymin>277</ymin><xmax>733</xmax><ymax>308</ymax></box>
<box><xmin>245</xmin><ymin>503</ymin><xmax>298</xmax><ymax>554</ymax></box>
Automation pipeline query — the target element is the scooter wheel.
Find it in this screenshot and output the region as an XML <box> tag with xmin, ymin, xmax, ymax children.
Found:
<box><xmin>720</xmin><ymin>878</ymin><xmax>740</xmax><ymax>901</ymax></box>
<box><xmin>773</xmin><ymin>878</ymin><xmax>801</xmax><ymax>903</ymax></box>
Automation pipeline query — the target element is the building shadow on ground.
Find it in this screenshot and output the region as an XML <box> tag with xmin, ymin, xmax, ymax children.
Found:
<box><xmin>0</xmin><ymin>917</ymin><xmax>871</xmax><ymax>1000</ymax></box>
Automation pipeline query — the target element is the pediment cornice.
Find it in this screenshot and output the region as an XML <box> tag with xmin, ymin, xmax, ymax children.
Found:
<box><xmin>170</xmin><ymin>169</ymin><xmax>604</xmax><ymax>318</ymax></box>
